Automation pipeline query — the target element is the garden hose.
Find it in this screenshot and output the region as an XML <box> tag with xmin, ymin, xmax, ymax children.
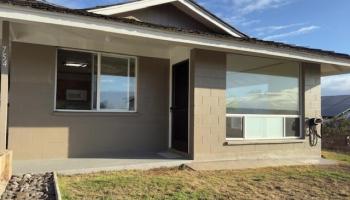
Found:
<box><xmin>308</xmin><ymin>125</ymin><xmax>322</xmax><ymax>147</ymax></box>
<box><xmin>306</xmin><ymin>118</ymin><xmax>323</xmax><ymax>147</ymax></box>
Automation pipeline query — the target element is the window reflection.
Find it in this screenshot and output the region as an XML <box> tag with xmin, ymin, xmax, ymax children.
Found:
<box><xmin>100</xmin><ymin>56</ymin><xmax>136</xmax><ymax>111</ymax></box>
<box><xmin>226</xmin><ymin>55</ymin><xmax>299</xmax><ymax>115</ymax></box>
<box><xmin>226</xmin><ymin>54</ymin><xmax>301</xmax><ymax>139</ymax></box>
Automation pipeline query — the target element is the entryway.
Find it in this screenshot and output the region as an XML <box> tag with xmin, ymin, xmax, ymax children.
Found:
<box><xmin>171</xmin><ymin>60</ymin><xmax>189</xmax><ymax>154</ymax></box>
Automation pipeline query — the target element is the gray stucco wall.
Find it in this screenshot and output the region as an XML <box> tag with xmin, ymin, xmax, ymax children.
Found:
<box><xmin>8</xmin><ymin>42</ymin><xmax>170</xmax><ymax>160</ymax></box>
<box><xmin>190</xmin><ymin>49</ymin><xmax>321</xmax><ymax>161</ymax></box>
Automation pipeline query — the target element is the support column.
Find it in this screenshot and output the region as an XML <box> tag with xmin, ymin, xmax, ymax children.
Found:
<box><xmin>0</xmin><ymin>21</ymin><xmax>10</xmax><ymax>150</ymax></box>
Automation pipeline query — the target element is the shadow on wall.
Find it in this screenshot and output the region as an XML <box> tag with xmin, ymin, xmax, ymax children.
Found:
<box><xmin>8</xmin><ymin>42</ymin><xmax>171</xmax><ymax>160</ymax></box>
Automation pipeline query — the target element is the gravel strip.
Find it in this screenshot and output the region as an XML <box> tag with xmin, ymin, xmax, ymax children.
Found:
<box><xmin>1</xmin><ymin>173</ymin><xmax>56</xmax><ymax>200</ymax></box>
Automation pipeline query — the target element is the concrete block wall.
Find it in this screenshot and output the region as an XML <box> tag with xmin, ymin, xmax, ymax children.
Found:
<box><xmin>190</xmin><ymin>49</ymin><xmax>227</xmax><ymax>160</ymax></box>
<box><xmin>190</xmin><ymin>49</ymin><xmax>321</xmax><ymax>161</ymax></box>
<box><xmin>302</xmin><ymin>62</ymin><xmax>322</xmax><ymax>153</ymax></box>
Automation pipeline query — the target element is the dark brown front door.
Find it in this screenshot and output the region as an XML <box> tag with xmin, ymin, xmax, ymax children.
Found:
<box><xmin>171</xmin><ymin>60</ymin><xmax>189</xmax><ymax>153</ymax></box>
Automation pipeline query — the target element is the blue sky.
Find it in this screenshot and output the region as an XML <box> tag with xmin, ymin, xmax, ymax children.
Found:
<box><xmin>47</xmin><ymin>0</ymin><xmax>350</xmax><ymax>96</ymax></box>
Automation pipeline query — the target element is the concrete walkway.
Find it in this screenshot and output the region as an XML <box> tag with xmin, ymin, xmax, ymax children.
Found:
<box><xmin>186</xmin><ymin>158</ymin><xmax>337</xmax><ymax>171</ymax></box>
<box><xmin>13</xmin><ymin>152</ymin><xmax>191</xmax><ymax>175</ymax></box>
<box><xmin>13</xmin><ymin>154</ymin><xmax>338</xmax><ymax>175</ymax></box>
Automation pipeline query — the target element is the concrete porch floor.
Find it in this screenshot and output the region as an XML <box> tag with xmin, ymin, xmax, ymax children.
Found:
<box><xmin>186</xmin><ymin>158</ymin><xmax>337</xmax><ymax>171</ymax></box>
<box><xmin>13</xmin><ymin>154</ymin><xmax>338</xmax><ymax>175</ymax></box>
<box><xmin>13</xmin><ymin>152</ymin><xmax>191</xmax><ymax>175</ymax></box>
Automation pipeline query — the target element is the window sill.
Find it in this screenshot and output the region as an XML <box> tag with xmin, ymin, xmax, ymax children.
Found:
<box><xmin>52</xmin><ymin>110</ymin><xmax>140</xmax><ymax>117</ymax></box>
<box><xmin>224</xmin><ymin>139</ymin><xmax>305</xmax><ymax>146</ymax></box>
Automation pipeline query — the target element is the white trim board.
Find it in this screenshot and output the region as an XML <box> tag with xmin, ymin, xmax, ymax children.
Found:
<box><xmin>1</xmin><ymin>5</ymin><xmax>350</xmax><ymax>68</ymax></box>
<box><xmin>88</xmin><ymin>0</ymin><xmax>244</xmax><ymax>37</ymax></box>
<box><xmin>89</xmin><ymin>0</ymin><xmax>177</xmax><ymax>14</ymax></box>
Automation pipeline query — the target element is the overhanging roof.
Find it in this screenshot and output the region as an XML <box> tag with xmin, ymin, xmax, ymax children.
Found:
<box><xmin>87</xmin><ymin>0</ymin><xmax>248</xmax><ymax>38</ymax></box>
<box><xmin>0</xmin><ymin>0</ymin><xmax>350</xmax><ymax>73</ymax></box>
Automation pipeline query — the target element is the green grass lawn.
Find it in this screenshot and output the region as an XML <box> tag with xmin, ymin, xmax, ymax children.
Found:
<box><xmin>322</xmin><ymin>150</ymin><xmax>350</xmax><ymax>164</ymax></box>
<box><xmin>59</xmin><ymin>152</ymin><xmax>350</xmax><ymax>200</ymax></box>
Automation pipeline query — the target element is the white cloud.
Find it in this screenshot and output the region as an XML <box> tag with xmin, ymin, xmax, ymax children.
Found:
<box><xmin>241</xmin><ymin>19</ymin><xmax>261</xmax><ymax>26</ymax></box>
<box><xmin>222</xmin><ymin>15</ymin><xmax>260</xmax><ymax>28</ymax></box>
<box><xmin>227</xmin><ymin>87</ymin><xmax>299</xmax><ymax>111</ymax></box>
<box><xmin>322</xmin><ymin>74</ymin><xmax>350</xmax><ymax>96</ymax></box>
<box><xmin>232</xmin><ymin>0</ymin><xmax>292</xmax><ymax>14</ymax></box>
<box><xmin>255</xmin><ymin>23</ymin><xmax>305</xmax><ymax>35</ymax></box>
<box><xmin>198</xmin><ymin>0</ymin><xmax>295</xmax><ymax>27</ymax></box>
<box><xmin>263</xmin><ymin>25</ymin><xmax>319</xmax><ymax>40</ymax></box>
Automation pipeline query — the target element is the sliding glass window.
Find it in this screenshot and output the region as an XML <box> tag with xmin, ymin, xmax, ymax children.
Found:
<box><xmin>226</xmin><ymin>54</ymin><xmax>300</xmax><ymax>140</ymax></box>
<box><xmin>56</xmin><ymin>49</ymin><xmax>137</xmax><ymax>112</ymax></box>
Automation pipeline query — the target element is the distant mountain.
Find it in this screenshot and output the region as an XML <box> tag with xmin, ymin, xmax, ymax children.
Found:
<box><xmin>322</xmin><ymin>95</ymin><xmax>350</xmax><ymax>118</ymax></box>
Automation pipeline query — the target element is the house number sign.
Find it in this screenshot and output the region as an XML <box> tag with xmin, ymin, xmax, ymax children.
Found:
<box><xmin>1</xmin><ymin>46</ymin><xmax>8</xmax><ymax>70</ymax></box>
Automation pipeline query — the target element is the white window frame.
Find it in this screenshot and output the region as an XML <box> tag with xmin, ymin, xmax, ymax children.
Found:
<box><xmin>226</xmin><ymin>63</ymin><xmax>302</xmax><ymax>141</ymax></box>
<box><xmin>226</xmin><ymin>114</ymin><xmax>302</xmax><ymax>141</ymax></box>
<box><xmin>54</xmin><ymin>48</ymin><xmax>138</xmax><ymax>113</ymax></box>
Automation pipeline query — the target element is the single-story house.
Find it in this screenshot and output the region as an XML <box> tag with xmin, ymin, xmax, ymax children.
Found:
<box><xmin>322</xmin><ymin>95</ymin><xmax>350</xmax><ymax>118</ymax></box>
<box><xmin>1</xmin><ymin>0</ymin><xmax>350</xmax><ymax>161</ymax></box>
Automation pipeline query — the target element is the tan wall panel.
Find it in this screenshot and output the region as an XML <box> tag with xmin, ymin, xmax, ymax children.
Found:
<box><xmin>191</xmin><ymin>49</ymin><xmax>322</xmax><ymax>161</ymax></box>
<box><xmin>8</xmin><ymin>42</ymin><xmax>170</xmax><ymax>160</ymax></box>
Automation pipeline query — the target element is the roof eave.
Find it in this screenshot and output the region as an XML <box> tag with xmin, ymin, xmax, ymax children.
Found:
<box><xmin>88</xmin><ymin>0</ymin><xmax>247</xmax><ymax>38</ymax></box>
<box><xmin>1</xmin><ymin>3</ymin><xmax>350</xmax><ymax>69</ymax></box>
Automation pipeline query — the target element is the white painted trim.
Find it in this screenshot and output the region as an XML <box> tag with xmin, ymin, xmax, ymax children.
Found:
<box><xmin>89</xmin><ymin>0</ymin><xmax>243</xmax><ymax>37</ymax></box>
<box><xmin>54</xmin><ymin>109</ymin><xmax>138</xmax><ymax>113</ymax></box>
<box><xmin>298</xmin><ymin>64</ymin><xmax>304</xmax><ymax>138</ymax></box>
<box><xmin>134</xmin><ymin>58</ymin><xmax>139</xmax><ymax>112</ymax></box>
<box><xmin>96</xmin><ymin>52</ymin><xmax>101</xmax><ymax>111</ymax></box>
<box><xmin>168</xmin><ymin>47</ymin><xmax>191</xmax><ymax>151</ymax></box>
<box><xmin>53</xmin><ymin>49</ymin><xmax>58</xmax><ymax>111</ymax></box>
<box><xmin>226</xmin><ymin>61</ymin><xmax>304</xmax><ymax>141</ymax></box>
<box><xmin>91</xmin><ymin>54</ymin><xmax>96</xmax><ymax>110</ymax></box>
<box><xmin>168</xmin><ymin>62</ymin><xmax>172</xmax><ymax>149</ymax></box>
<box><xmin>226</xmin><ymin>115</ymin><xmax>302</xmax><ymax>140</ymax></box>
<box><xmin>226</xmin><ymin>114</ymin><xmax>300</xmax><ymax>117</ymax></box>
<box><xmin>1</xmin><ymin>5</ymin><xmax>350</xmax><ymax>67</ymax></box>
<box><xmin>225</xmin><ymin>137</ymin><xmax>301</xmax><ymax>141</ymax></box>
<box><xmin>178</xmin><ymin>0</ymin><xmax>242</xmax><ymax>37</ymax></box>
<box><xmin>187</xmin><ymin>58</ymin><xmax>191</xmax><ymax>155</ymax></box>
<box><xmin>283</xmin><ymin>117</ymin><xmax>286</xmax><ymax>138</ymax></box>
<box><xmin>169</xmin><ymin>59</ymin><xmax>191</xmax><ymax>154</ymax></box>
<box><xmin>54</xmin><ymin>47</ymin><xmax>138</xmax><ymax>113</ymax></box>
<box><xmin>127</xmin><ymin>58</ymin><xmax>130</xmax><ymax>110</ymax></box>
<box><xmin>89</xmin><ymin>0</ymin><xmax>177</xmax><ymax>14</ymax></box>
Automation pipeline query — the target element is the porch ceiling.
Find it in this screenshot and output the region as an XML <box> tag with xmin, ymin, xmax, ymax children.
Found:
<box><xmin>321</xmin><ymin>63</ymin><xmax>350</xmax><ymax>77</ymax></box>
<box><xmin>1</xmin><ymin>19</ymin><xmax>350</xmax><ymax>76</ymax></box>
<box><xmin>6</xmin><ymin>21</ymin><xmax>180</xmax><ymax>59</ymax></box>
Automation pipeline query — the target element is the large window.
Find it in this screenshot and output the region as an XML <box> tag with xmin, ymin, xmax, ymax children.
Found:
<box><xmin>56</xmin><ymin>49</ymin><xmax>137</xmax><ymax>112</ymax></box>
<box><xmin>226</xmin><ymin>54</ymin><xmax>300</xmax><ymax>140</ymax></box>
